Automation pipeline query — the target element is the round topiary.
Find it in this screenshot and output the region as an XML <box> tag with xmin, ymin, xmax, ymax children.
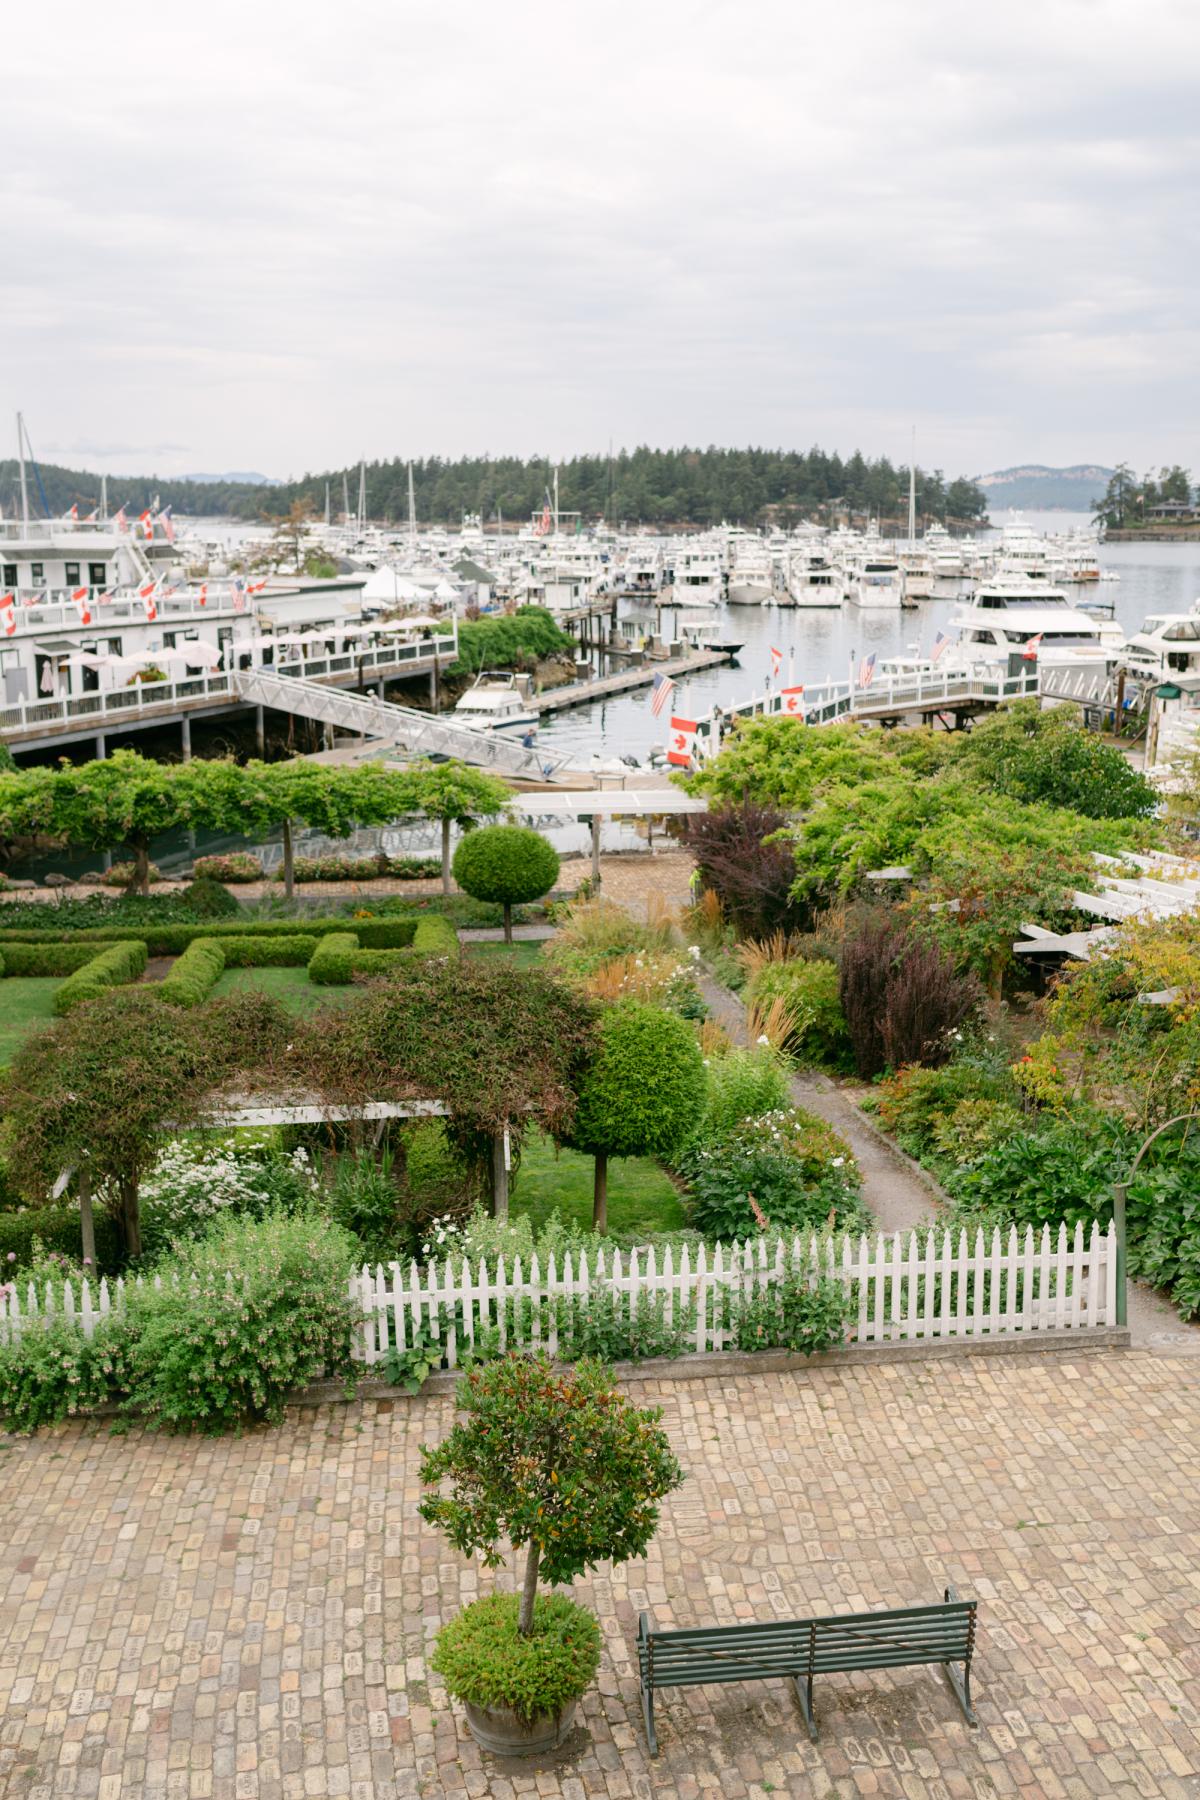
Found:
<box><xmin>451</xmin><ymin>825</ymin><xmax>560</xmax><ymax>942</ymax></box>
<box><xmin>431</xmin><ymin>1593</ymin><xmax>601</xmax><ymax>1729</ymax></box>
<box><xmin>180</xmin><ymin>875</ymin><xmax>242</xmax><ymax>920</ymax></box>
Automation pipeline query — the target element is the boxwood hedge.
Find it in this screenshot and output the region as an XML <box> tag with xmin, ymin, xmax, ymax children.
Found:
<box><xmin>54</xmin><ymin>940</ymin><xmax>149</xmax><ymax>1016</ymax></box>
<box><xmin>155</xmin><ymin>939</ymin><xmax>226</xmax><ymax>1007</ymax></box>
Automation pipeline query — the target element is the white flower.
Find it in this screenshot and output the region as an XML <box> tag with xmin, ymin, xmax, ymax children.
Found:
<box><xmin>831</xmin><ymin>1156</ymin><xmax>845</xmax><ymax>1168</ymax></box>
<box><xmin>756</xmin><ymin>1034</ymin><xmax>771</xmax><ymax>1047</ymax></box>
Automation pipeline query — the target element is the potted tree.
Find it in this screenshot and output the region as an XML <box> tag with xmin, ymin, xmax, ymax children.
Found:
<box><xmin>420</xmin><ymin>1351</ymin><xmax>683</xmax><ymax>1755</ymax></box>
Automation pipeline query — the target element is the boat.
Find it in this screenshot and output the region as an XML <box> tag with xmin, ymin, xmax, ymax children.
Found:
<box><xmin>951</xmin><ymin>574</ymin><xmax>1124</xmax><ymax>666</ymax></box>
<box><xmin>727</xmin><ymin>544</ymin><xmax>773</xmax><ymax>605</ymax></box>
<box><xmin>677</xmin><ymin>615</ymin><xmax>743</xmax><ymax>657</ymax></box>
<box><xmin>845</xmin><ymin>547</ymin><xmax>903</xmax><ymax>610</ymax></box>
<box><xmin>668</xmin><ymin>545</ymin><xmax>723</xmax><ymax>609</ymax></box>
<box><xmin>452</xmin><ymin>669</ymin><xmax>540</xmax><ymax>733</ymax></box>
<box><xmin>786</xmin><ymin>549</ymin><xmax>844</xmax><ymax>608</ymax></box>
<box><xmin>1123</xmin><ymin>606</ymin><xmax>1200</xmax><ymax>688</ymax></box>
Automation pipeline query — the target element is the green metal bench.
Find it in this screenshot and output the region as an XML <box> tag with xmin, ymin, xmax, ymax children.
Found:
<box><xmin>636</xmin><ymin>1585</ymin><xmax>978</xmax><ymax>1752</ymax></box>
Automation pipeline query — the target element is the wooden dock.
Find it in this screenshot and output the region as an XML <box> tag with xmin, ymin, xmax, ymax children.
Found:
<box><xmin>534</xmin><ymin>648</ymin><xmax>729</xmax><ymax>715</ymax></box>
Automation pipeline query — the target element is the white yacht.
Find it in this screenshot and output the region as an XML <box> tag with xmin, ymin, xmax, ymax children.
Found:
<box><xmin>668</xmin><ymin>546</ymin><xmax>723</xmax><ymax>609</ymax></box>
<box><xmin>951</xmin><ymin>574</ymin><xmax>1124</xmax><ymax>666</ymax></box>
<box><xmin>452</xmin><ymin>670</ymin><xmax>540</xmax><ymax>733</ymax></box>
<box><xmin>1123</xmin><ymin>607</ymin><xmax>1200</xmax><ymax>688</ymax></box>
<box><xmin>846</xmin><ymin>547</ymin><xmax>903</xmax><ymax>610</ymax></box>
<box><xmin>786</xmin><ymin>548</ymin><xmax>844</xmax><ymax>608</ymax></box>
<box><xmin>924</xmin><ymin>523</ymin><xmax>964</xmax><ymax>580</ymax></box>
<box><xmin>727</xmin><ymin>543</ymin><xmax>773</xmax><ymax>605</ymax></box>
<box><xmin>897</xmin><ymin>545</ymin><xmax>934</xmax><ymax>602</ymax></box>
<box><xmin>677</xmin><ymin>615</ymin><xmax>744</xmax><ymax>657</ymax></box>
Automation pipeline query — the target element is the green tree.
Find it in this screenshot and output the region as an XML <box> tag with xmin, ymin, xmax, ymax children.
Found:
<box><xmin>452</xmin><ymin>824</ymin><xmax>560</xmax><ymax>943</ymax></box>
<box><xmin>246</xmin><ymin>760</ymin><xmax>420</xmax><ymax>898</ymax></box>
<box><xmin>1093</xmin><ymin>463</ymin><xmax>1136</xmax><ymax>529</ymax></box>
<box><xmin>407</xmin><ymin>762</ymin><xmax>510</xmax><ymax>894</ymax></box>
<box><xmin>951</xmin><ymin>699</ymin><xmax>1157</xmax><ymax>820</ymax></box>
<box><xmin>568</xmin><ymin>1001</ymin><xmax>707</xmax><ymax>1231</ymax></box>
<box><xmin>420</xmin><ymin>1353</ymin><xmax>683</xmax><ymax>1638</ymax></box>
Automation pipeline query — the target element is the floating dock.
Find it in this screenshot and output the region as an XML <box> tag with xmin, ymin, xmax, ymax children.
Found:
<box><xmin>534</xmin><ymin>648</ymin><xmax>729</xmax><ymax>715</ymax></box>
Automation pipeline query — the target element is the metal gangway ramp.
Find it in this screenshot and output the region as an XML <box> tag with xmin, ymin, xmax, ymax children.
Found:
<box><xmin>231</xmin><ymin>668</ymin><xmax>575</xmax><ymax>781</ymax></box>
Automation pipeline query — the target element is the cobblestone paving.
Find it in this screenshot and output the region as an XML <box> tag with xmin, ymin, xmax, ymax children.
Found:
<box><xmin>2</xmin><ymin>1352</ymin><xmax>1198</xmax><ymax>1800</ymax></box>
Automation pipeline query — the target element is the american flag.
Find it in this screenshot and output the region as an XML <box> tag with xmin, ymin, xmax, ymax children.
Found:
<box><xmin>930</xmin><ymin>630</ymin><xmax>949</xmax><ymax>665</ymax></box>
<box><xmin>857</xmin><ymin>651</ymin><xmax>877</xmax><ymax>689</ymax></box>
<box><xmin>161</xmin><ymin>506</ymin><xmax>176</xmax><ymax>544</ymax></box>
<box><xmin>535</xmin><ymin>495</ymin><xmax>552</xmax><ymax>538</ymax></box>
<box><xmin>113</xmin><ymin>507</ymin><xmax>128</xmax><ymax>533</ymax></box>
<box><xmin>650</xmin><ymin>671</ymin><xmax>675</xmax><ymax>716</ymax></box>
<box><xmin>231</xmin><ymin>578</ymin><xmax>247</xmax><ymax>613</ymax></box>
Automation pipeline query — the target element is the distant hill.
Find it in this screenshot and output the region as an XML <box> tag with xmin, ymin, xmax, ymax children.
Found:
<box><xmin>180</xmin><ymin>471</ymin><xmax>280</xmax><ymax>486</ymax></box>
<box><xmin>975</xmin><ymin>464</ymin><xmax>1114</xmax><ymax>512</ymax></box>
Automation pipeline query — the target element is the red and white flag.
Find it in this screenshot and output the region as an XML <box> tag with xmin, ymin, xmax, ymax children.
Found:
<box><xmin>780</xmin><ymin>684</ymin><xmax>805</xmax><ymax>715</ymax></box>
<box><xmin>769</xmin><ymin>645</ymin><xmax>783</xmax><ymax>678</ymax></box>
<box><xmin>196</xmin><ymin>583</ymin><xmax>208</xmax><ymax>607</ymax></box>
<box><xmin>930</xmin><ymin>629</ymin><xmax>950</xmax><ymax>665</ymax></box>
<box><xmin>649</xmin><ymin>671</ymin><xmax>675</xmax><ymax>716</ymax></box>
<box><xmin>138</xmin><ymin>578</ymin><xmax>160</xmax><ymax>621</ymax></box>
<box><xmin>1</xmin><ymin>603</ymin><xmax>15</xmax><ymax>638</ymax></box>
<box><xmin>113</xmin><ymin>507</ymin><xmax>129</xmax><ymax>533</ymax></box>
<box><xmin>139</xmin><ymin>510</ymin><xmax>154</xmax><ymax>540</ymax></box>
<box><xmin>160</xmin><ymin>506</ymin><xmax>176</xmax><ymax>544</ymax></box>
<box><xmin>1022</xmin><ymin>633</ymin><xmax>1043</xmax><ymax>660</ymax></box>
<box><xmin>65</xmin><ymin>503</ymin><xmax>78</xmax><ymax>521</ymax></box>
<box><xmin>667</xmin><ymin>714</ymin><xmax>699</xmax><ymax>768</ymax></box>
<box><xmin>84</xmin><ymin>508</ymin><xmax>98</xmax><ymax>522</ymax></box>
<box><xmin>247</xmin><ymin>578</ymin><xmax>267</xmax><ymax>595</ymax></box>
<box><xmin>857</xmin><ymin>651</ymin><xmax>877</xmax><ymax>689</ymax></box>
<box><xmin>71</xmin><ymin>587</ymin><xmax>93</xmax><ymax>625</ymax></box>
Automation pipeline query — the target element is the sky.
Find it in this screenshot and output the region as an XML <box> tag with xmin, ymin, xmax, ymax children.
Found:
<box><xmin>3</xmin><ymin>0</ymin><xmax>1198</xmax><ymax>483</ymax></box>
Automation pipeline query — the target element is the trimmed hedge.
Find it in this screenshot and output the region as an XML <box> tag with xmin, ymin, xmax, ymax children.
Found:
<box><xmin>54</xmin><ymin>941</ymin><xmax>148</xmax><ymax>1015</ymax></box>
<box><xmin>1</xmin><ymin>941</ymin><xmax>102</xmax><ymax>976</ymax></box>
<box><xmin>308</xmin><ymin>932</ymin><xmax>360</xmax><ymax>985</ymax></box>
<box><xmin>0</xmin><ymin>917</ymin><xmax>420</xmax><ymax>955</ymax></box>
<box><xmin>412</xmin><ymin>916</ymin><xmax>459</xmax><ymax>958</ymax></box>
<box><xmin>218</xmin><ymin>935</ymin><xmax>319</xmax><ymax>967</ymax></box>
<box><xmin>0</xmin><ymin>1203</ymin><xmax>123</xmax><ymax>1274</ymax></box>
<box><xmin>155</xmin><ymin>939</ymin><xmax>226</xmax><ymax>1007</ymax></box>
<box><xmin>192</xmin><ymin>853</ymin><xmax>263</xmax><ymax>883</ymax></box>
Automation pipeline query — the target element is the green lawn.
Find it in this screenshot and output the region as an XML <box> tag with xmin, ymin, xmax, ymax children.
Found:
<box><xmin>510</xmin><ymin>1130</ymin><xmax>686</xmax><ymax>1237</ymax></box>
<box><xmin>464</xmin><ymin>940</ymin><xmax>547</xmax><ymax>971</ymax></box>
<box><xmin>0</xmin><ymin>978</ymin><xmax>62</xmax><ymax>1065</ymax></box>
<box><xmin>209</xmin><ymin>966</ymin><xmax>361</xmax><ymax>1013</ymax></box>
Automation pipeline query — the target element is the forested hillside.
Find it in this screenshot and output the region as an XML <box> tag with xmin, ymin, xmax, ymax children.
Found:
<box><xmin>1</xmin><ymin>446</ymin><xmax>987</xmax><ymax>528</ymax></box>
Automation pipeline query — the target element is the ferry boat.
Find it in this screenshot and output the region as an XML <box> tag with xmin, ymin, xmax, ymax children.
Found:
<box><xmin>452</xmin><ymin>669</ymin><xmax>539</xmax><ymax>733</ymax></box>
<box><xmin>951</xmin><ymin>574</ymin><xmax>1124</xmax><ymax>666</ymax></box>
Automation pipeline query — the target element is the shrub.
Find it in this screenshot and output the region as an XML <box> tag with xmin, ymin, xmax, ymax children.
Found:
<box><xmin>53</xmin><ymin>939</ymin><xmax>148</xmax><ymax>1015</ymax></box>
<box><xmin>941</xmin><ymin>1112</ymin><xmax>1127</xmax><ymax>1233</ymax></box>
<box><xmin>155</xmin><ymin>938</ymin><xmax>226</xmax><ymax>1007</ymax></box>
<box><xmin>452</xmin><ymin>825</ymin><xmax>560</xmax><ymax>943</ymax></box>
<box><xmin>681</xmin><ymin>1106</ymin><xmax>864</xmax><ymax>1242</ymax></box>
<box><xmin>874</xmin><ymin>1060</ymin><xmax>1018</xmax><ymax>1161</ymax></box>
<box><xmin>0</xmin><ymin>1202</ymin><xmax>123</xmax><ymax>1273</ymax></box>
<box><xmin>839</xmin><ymin>910</ymin><xmax>978</xmax><ymax>1079</ymax></box>
<box><xmin>0</xmin><ymin>1317</ymin><xmax>127</xmax><ymax>1432</ymax></box>
<box><xmin>746</xmin><ymin>957</ymin><xmax>851</xmax><ymax>1069</ymax></box>
<box><xmin>0</xmin><ymin>940</ymin><xmax>106</xmax><ymax>976</ymax></box>
<box><xmin>192</xmin><ymin>853</ymin><xmax>263</xmax><ymax>883</ymax></box>
<box><xmin>122</xmin><ymin>1209</ymin><xmax>359</xmax><ymax>1431</ymax></box>
<box><xmin>952</xmin><ymin>698</ymin><xmax>1158</xmax><ymax>820</ymax></box>
<box><xmin>349</xmin><ymin>916</ymin><xmax>459</xmax><ymax>975</ymax></box>
<box><xmin>698</xmin><ymin>1045</ymin><xmax>791</xmax><ymax>1139</ymax></box>
<box><xmin>135</xmin><ymin>1142</ymin><xmax>321</xmax><ymax>1256</ymax></box>
<box><xmin>688</xmin><ymin>803</ymin><xmax>805</xmax><ymax>938</ymax></box>
<box><xmin>307</xmin><ymin>932</ymin><xmax>360</xmax><ymax>984</ymax></box>
<box><xmin>283</xmin><ymin>852</ymin><xmax>441</xmax><ymax>882</ymax></box>
<box><xmin>217</xmin><ymin>934</ymin><xmax>319</xmax><ymax>967</ymax></box>
<box><xmin>103</xmin><ymin>861</ymin><xmax>162</xmax><ymax>886</ymax></box>
<box><xmin>178</xmin><ymin>875</ymin><xmax>242</xmax><ymax>919</ymax></box>
<box><xmin>728</xmin><ymin>1268</ymin><xmax>850</xmax><ymax>1356</ymax></box>
<box><xmin>431</xmin><ymin>1594</ymin><xmax>601</xmax><ymax>1723</ymax></box>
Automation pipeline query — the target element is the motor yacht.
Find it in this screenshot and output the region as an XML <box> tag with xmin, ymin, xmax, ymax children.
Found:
<box><xmin>452</xmin><ymin>669</ymin><xmax>540</xmax><ymax>733</ymax></box>
<box><xmin>677</xmin><ymin>615</ymin><xmax>744</xmax><ymax>657</ymax></box>
<box><xmin>845</xmin><ymin>548</ymin><xmax>903</xmax><ymax>610</ymax></box>
<box><xmin>786</xmin><ymin>549</ymin><xmax>844</xmax><ymax>608</ymax></box>
<box><xmin>727</xmin><ymin>544</ymin><xmax>773</xmax><ymax>605</ymax></box>
<box><xmin>951</xmin><ymin>574</ymin><xmax>1124</xmax><ymax>666</ymax></box>
<box><xmin>1122</xmin><ymin>607</ymin><xmax>1200</xmax><ymax>688</ymax></box>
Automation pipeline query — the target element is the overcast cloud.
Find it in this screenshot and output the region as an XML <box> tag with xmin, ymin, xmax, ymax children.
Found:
<box><xmin>3</xmin><ymin>0</ymin><xmax>1198</xmax><ymax>480</ymax></box>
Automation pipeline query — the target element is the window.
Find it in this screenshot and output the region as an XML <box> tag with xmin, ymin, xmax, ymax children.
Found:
<box><xmin>106</xmin><ymin>639</ymin><xmax>122</xmax><ymax>656</ymax></box>
<box><xmin>88</xmin><ymin>563</ymin><xmax>106</xmax><ymax>587</ymax></box>
<box><xmin>31</xmin><ymin>562</ymin><xmax>43</xmax><ymax>583</ymax></box>
<box><xmin>2</xmin><ymin>565</ymin><xmax>16</xmax><ymax>588</ymax></box>
<box><xmin>65</xmin><ymin>563</ymin><xmax>80</xmax><ymax>584</ymax></box>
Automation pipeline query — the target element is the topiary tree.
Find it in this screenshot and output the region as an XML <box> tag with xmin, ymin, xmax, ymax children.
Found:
<box><xmin>421</xmin><ymin>1353</ymin><xmax>682</xmax><ymax>1664</ymax></box>
<box><xmin>568</xmin><ymin>1000</ymin><xmax>707</xmax><ymax>1232</ymax></box>
<box><xmin>452</xmin><ymin>824</ymin><xmax>560</xmax><ymax>943</ymax></box>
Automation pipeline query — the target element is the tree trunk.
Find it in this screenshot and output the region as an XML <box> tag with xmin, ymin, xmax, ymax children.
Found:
<box><xmin>78</xmin><ymin>1171</ymin><xmax>96</xmax><ymax>1271</ymax></box>
<box><xmin>119</xmin><ymin>1178</ymin><xmax>142</xmax><ymax>1260</ymax></box>
<box><xmin>282</xmin><ymin>816</ymin><xmax>295</xmax><ymax>900</ymax></box>
<box><xmin>490</xmin><ymin>1130</ymin><xmax>509</xmax><ymax>1221</ymax></box>
<box><xmin>592</xmin><ymin>1151</ymin><xmax>608</xmax><ymax>1235</ymax></box>
<box><xmin>503</xmin><ymin>900</ymin><xmax>513</xmax><ymax>945</ymax></box>
<box><xmin>441</xmin><ymin>817</ymin><xmax>452</xmax><ymax>895</ymax></box>
<box><xmin>517</xmin><ymin>1538</ymin><xmax>541</xmax><ymax>1637</ymax></box>
<box><xmin>132</xmin><ymin>840</ymin><xmax>151</xmax><ymax>897</ymax></box>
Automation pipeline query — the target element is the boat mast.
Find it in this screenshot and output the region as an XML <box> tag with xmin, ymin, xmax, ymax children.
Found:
<box><xmin>342</xmin><ymin>471</ymin><xmax>350</xmax><ymax>526</ymax></box>
<box><xmin>100</xmin><ymin>473</ymin><xmax>108</xmax><ymax>521</ymax></box>
<box><xmin>408</xmin><ymin>460</ymin><xmax>416</xmax><ymax>548</ymax></box>
<box><xmin>16</xmin><ymin>412</ymin><xmax>29</xmax><ymax>531</ymax></box>
<box><xmin>357</xmin><ymin>461</ymin><xmax>366</xmax><ymax>533</ymax></box>
<box><xmin>552</xmin><ymin>464</ymin><xmax>559</xmax><ymax>535</ymax></box>
<box><xmin>908</xmin><ymin>428</ymin><xmax>916</xmax><ymax>545</ymax></box>
<box><xmin>324</xmin><ymin>481</ymin><xmax>330</xmax><ymax>527</ymax></box>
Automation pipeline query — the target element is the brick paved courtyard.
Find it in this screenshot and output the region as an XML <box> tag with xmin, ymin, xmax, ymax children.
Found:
<box><xmin>1</xmin><ymin>1351</ymin><xmax>1198</xmax><ymax>1800</ymax></box>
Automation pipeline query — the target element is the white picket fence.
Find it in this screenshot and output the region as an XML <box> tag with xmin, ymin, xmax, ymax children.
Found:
<box><xmin>0</xmin><ymin>1223</ymin><xmax>1118</xmax><ymax>1363</ymax></box>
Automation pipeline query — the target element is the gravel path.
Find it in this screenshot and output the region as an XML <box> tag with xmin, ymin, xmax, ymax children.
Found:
<box><xmin>697</xmin><ymin>967</ymin><xmax>1200</xmax><ymax>1352</ymax></box>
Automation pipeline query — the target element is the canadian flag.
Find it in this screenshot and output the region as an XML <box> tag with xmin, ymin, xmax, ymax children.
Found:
<box><xmin>138</xmin><ymin>578</ymin><xmax>159</xmax><ymax>622</ymax></box>
<box><xmin>66</xmin><ymin>503</ymin><xmax>78</xmax><ymax>521</ymax></box>
<box><xmin>72</xmin><ymin>588</ymin><xmax>93</xmax><ymax>625</ymax></box>
<box><xmin>769</xmin><ymin>645</ymin><xmax>783</xmax><ymax>678</ymax></box>
<box><xmin>113</xmin><ymin>507</ymin><xmax>129</xmax><ymax>533</ymax></box>
<box><xmin>667</xmin><ymin>714</ymin><xmax>699</xmax><ymax>768</ymax></box>
<box><xmin>196</xmin><ymin>583</ymin><xmax>208</xmax><ymax>607</ymax></box>
<box><xmin>1</xmin><ymin>604</ymin><xmax>15</xmax><ymax>638</ymax></box>
<box><xmin>1022</xmin><ymin>633</ymin><xmax>1043</xmax><ymax>660</ymax></box>
<box><xmin>780</xmin><ymin>684</ymin><xmax>805</xmax><ymax>715</ymax></box>
<box><xmin>85</xmin><ymin>508</ymin><xmax>98</xmax><ymax>522</ymax></box>
<box><xmin>247</xmin><ymin>578</ymin><xmax>267</xmax><ymax>595</ymax></box>
<box><xmin>139</xmin><ymin>509</ymin><xmax>154</xmax><ymax>540</ymax></box>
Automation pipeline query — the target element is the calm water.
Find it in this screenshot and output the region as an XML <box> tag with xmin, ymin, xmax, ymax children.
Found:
<box><xmin>538</xmin><ymin>512</ymin><xmax>1200</xmax><ymax>762</ymax></box>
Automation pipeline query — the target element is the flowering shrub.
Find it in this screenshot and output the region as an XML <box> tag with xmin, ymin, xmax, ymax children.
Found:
<box><xmin>678</xmin><ymin>1105</ymin><xmax>864</xmax><ymax>1242</ymax></box>
<box><xmin>278</xmin><ymin>853</ymin><xmax>441</xmax><ymax>883</ymax></box>
<box><xmin>582</xmin><ymin>951</ymin><xmax>706</xmax><ymax>1018</ymax></box>
<box><xmin>103</xmin><ymin>861</ymin><xmax>163</xmax><ymax>886</ymax></box>
<box><xmin>122</xmin><ymin>1209</ymin><xmax>359</xmax><ymax>1431</ymax></box>
<box><xmin>0</xmin><ymin>1317</ymin><xmax>127</xmax><ymax>1432</ymax></box>
<box><xmin>745</xmin><ymin>956</ymin><xmax>851</xmax><ymax>1069</ymax></box>
<box><xmin>192</xmin><ymin>853</ymin><xmax>263</xmax><ymax>883</ymax></box>
<box><xmin>134</xmin><ymin>1142</ymin><xmax>320</xmax><ymax>1257</ymax></box>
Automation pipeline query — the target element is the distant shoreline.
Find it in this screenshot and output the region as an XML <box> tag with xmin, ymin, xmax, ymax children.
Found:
<box><xmin>1103</xmin><ymin>526</ymin><xmax>1200</xmax><ymax>542</ymax></box>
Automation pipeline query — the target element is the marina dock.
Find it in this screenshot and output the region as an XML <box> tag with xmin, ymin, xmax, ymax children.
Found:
<box><xmin>535</xmin><ymin>648</ymin><xmax>729</xmax><ymax>715</ymax></box>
